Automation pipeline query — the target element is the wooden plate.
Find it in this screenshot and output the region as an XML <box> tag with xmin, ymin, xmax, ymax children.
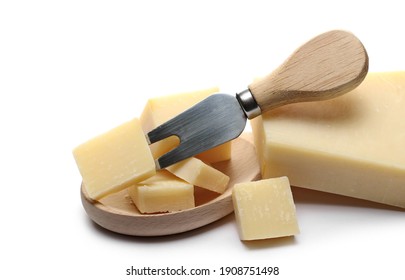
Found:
<box><xmin>81</xmin><ymin>133</ymin><xmax>261</xmax><ymax>236</ymax></box>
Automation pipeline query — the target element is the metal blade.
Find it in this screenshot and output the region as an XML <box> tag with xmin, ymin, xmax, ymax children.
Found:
<box><xmin>147</xmin><ymin>94</ymin><xmax>247</xmax><ymax>169</ymax></box>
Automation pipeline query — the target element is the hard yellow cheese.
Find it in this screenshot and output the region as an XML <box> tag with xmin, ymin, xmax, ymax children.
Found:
<box><xmin>232</xmin><ymin>177</ymin><xmax>299</xmax><ymax>240</ymax></box>
<box><xmin>73</xmin><ymin>118</ymin><xmax>155</xmax><ymax>200</ymax></box>
<box><xmin>127</xmin><ymin>170</ymin><xmax>194</xmax><ymax>213</ymax></box>
<box><xmin>140</xmin><ymin>87</ymin><xmax>232</xmax><ymax>163</ymax></box>
<box><xmin>251</xmin><ymin>71</ymin><xmax>405</xmax><ymax>208</ymax></box>
<box><xmin>166</xmin><ymin>157</ymin><xmax>230</xmax><ymax>193</ymax></box>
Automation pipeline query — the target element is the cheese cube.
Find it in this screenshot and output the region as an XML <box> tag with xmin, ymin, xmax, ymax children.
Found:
<box><xmin>166</xmin><ymin>157</ymin><xmax>230</xmax><ymax>193</ymax></box>
<box><xmin>140</xmin><ymin>87</ymin><xmax>232</xmax><ymax>163</ymax></box>
<box><xmin>73</xmin><ymin>118</ymin><xmax>155</xmax><ymax>200</ymax></box>
<box><xmin>127</xmin><ymin>170</ymin><xmax>194</xmax><ymax>213</ymax></box>
<box><xmin>251</xmin><ymin>72</ymin><xmax>405</xmax><ymax>208</ymax></box>
<box><xmin>232</xmin><ymin>177</ymin><xmax>299</xmax><ymax>240</ymax></box>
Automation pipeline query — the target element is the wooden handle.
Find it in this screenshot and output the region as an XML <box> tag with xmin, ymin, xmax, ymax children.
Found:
<box><xmin>248</xmin><ymin>30</ymin><xmax>369</xmax><ymax>113</ymax></box>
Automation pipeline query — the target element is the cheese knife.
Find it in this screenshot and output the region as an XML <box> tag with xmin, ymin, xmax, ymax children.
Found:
<box><xmin>146</xmin><ymin>30</ymin><xmax>369</xmax><ymax>169</ymax></box>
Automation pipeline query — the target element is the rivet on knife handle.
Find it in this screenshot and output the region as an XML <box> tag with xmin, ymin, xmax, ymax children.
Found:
<box><xmin>147</xmin><ymin>30</ymin><xmax>369</xmax><ymax>169</ymax></box>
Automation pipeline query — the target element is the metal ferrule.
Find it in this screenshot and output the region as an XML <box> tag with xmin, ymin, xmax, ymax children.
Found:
<box><xmin>236</xmin><ymin>89</ymin><xmax>261</xmax><ymax>119</ymax></box>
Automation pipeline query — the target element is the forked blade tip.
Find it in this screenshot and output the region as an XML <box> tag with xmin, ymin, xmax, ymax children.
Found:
<box><xmin>154</xmin><ymin>158</ymin><xmax>162</xmax><ymax>170</ymax></box>
<box><xmin>145</xmin><ymin>134</ymin><xmax>151</xmax><ymax>145</ymax></box>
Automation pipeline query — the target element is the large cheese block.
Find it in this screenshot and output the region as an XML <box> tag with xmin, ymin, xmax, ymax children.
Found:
<box><xmin>73</xmin><ymin>118</ymin><xmax>156</xmax><ymax>200</ymax></box>
<box><xmin>166</xmin><ymin>157</ymin><xmax>230</xmax><ymax>193</ymax></box>
<box><xmin>251</xmin><ymin>71</ymin><xmax>405</xmax><ymax>208</ymax></box>
<box><xmin>140</xmin><ymin>87</ymin><xmax>232</xmax><ymax>163</ymax></box>
<box><xmin>232</xmin><ymin>177</ymin><xmax>299</xmax><ymax>240</ymax></box>
<box><xmin>127</xmin><ymin>170</ymin><xmax>194</xmax><ymax>213</ymax></box>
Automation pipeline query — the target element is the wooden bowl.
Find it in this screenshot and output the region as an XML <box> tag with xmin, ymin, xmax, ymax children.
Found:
<box><xmin>81</xmin><ymin>133</ymin><xmax>261</xmax><ymax>236</ymax></box>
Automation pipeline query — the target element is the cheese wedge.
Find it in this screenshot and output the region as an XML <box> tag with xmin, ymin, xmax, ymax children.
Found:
<box><xmin>127</xmin><ymin>170</ymin><xmax>194</xmax><ymax>213</ymax></box>
<box><xmin>140</xmin><ymin>87</ymin><xmax>232</xmax><ymax>163</ymax></box>
<box><xmin>251</xmin><ymin>71</ymin><xmax>405</xmax><ymax>208</ymax></box>
<box><xmin>166</xmin><ymin>157</ymin><xmax>230</xmax><ymax>193</ymax></box>
<box><xmin>232</xmin><ymin>177</ymin><xmax>299</xmax><ymax>240</ymax></box>
<box><xmin>73</xmin><ymin>118</ymin><xmax>155</xmax><ymax>200</ymax></box>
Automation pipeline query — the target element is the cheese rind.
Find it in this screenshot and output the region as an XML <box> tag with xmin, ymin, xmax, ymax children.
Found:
<box><xmin>166</xmin><ymin>157</ymin><xmax>230</xmax><ymax>193</ymax></box>
<box><xmin>140</xmin><ymin>87</ymin><xmax>232</xmax><ymax>163</ymax></box>
<box><xmin>232</xmin><ymin>177</ymin><xmax>299</xmax><ymax>240</ymax></box>
<box><xmin>251</xmin><ymin>72</ymin><xmax>405</xmax><ymax>208</ymax></box>
<box><xmin>127</xmin><ymin>170</ymin><xmax>194</xmax><ymax>213</ymax></box>
<box><xmin>73</xmin><ymin>118</ymin><xmax>155</xmax><ymax>200</ymax></box>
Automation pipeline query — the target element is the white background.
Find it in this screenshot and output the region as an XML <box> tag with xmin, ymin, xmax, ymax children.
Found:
<box><xmin>1</xmin><ymin>0</ymin><xmax>405</xmax><ymax>279</ymax></box>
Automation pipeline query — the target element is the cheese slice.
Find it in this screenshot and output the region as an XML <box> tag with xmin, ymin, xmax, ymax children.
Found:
<box><xmin>166</xmin><ymin>157</ymin><xmax>230</xmax><ymax>193</ymax></box>
<box><xmin>73</xmin><ymin>118</ymin><xmax>156</xmax><ymax>200</ymax></box>
<box><xmin>127</xmin><ymin>170</ymin><xmax>194</xmax><ymax>213</ymax></box>
<box><xmin>251</xmin><ymin>71</ymin><xmax>405</xmax><ymax>208</ymax></box>
<box><xmin>232</xmin><ymin>177</ymin><xmax>299</xmax><ymax>240</ymax></box>
<box><xmin>140</xmin><ymin>87</ymin><xmax>232</xmax><ymax>163</ymax></box>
